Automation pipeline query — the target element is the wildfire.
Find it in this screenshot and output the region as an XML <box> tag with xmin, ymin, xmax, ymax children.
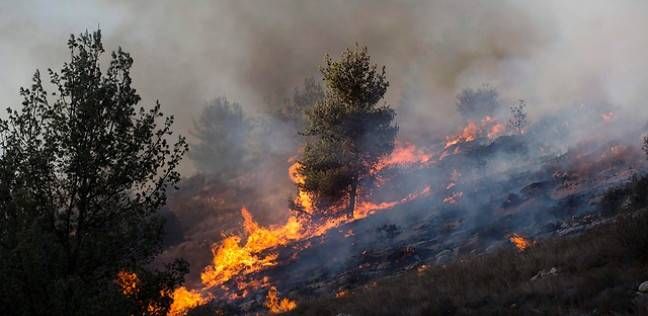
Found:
<box><xmin>169</xmin><ymin>140</ymin><xmax>434</xmax><ymax>314</ymax></box>
<box><xmin>601</xmin><ymin>111</ymin><xmax>615</xmax><ymax>123</ymax></box>
<box><xmin>265</xmin><ymin>287</ymin><xmax>297</xmax><ymax>314</ymax></box>
<box><xmin>117</xmin><ymin>271</ymin><xmax>209</xmax><ymax>316</ymax></box>
<box><xmin>444</xmin><ymin>116</ymin><xmax>506</xmax><ymax>149</ymax></box>
<box><xmin>445</xmin><ymin>121</ymin><xmax>479</xmax><ymax>149</ymax></box>
<box><xmin>376</xmin><ymin>141</ymin><xmax>433</xmax><ymax>169</ymax></box>
<box><xmin>289</xmin><ymin>161</ymin><xmax>314</xmax><ymax>213</ymax></box>
<box><xmin>335</xmin><ymin>289</ymin><xmax>349</xmax><ymax>298</ymax></box>
<box><xmin>488</xmin><ymin>122</ymin><xmax>506</xmax><ymax>139</ymax></box>
<box><xmin>442</xmin><ymin>191</ymin><xmax>463</xmax><ymax>204</ymax></box>
<box><xmin>167</xmin><ymin>287</ymin><xmax>210</xmax><ymax>316</ymax></box>
<box><xmin>509</xmin><ymin>233</ymin><xmax>532</xmax><ymax>251</ymax></box>
<box><xmin>200</xmin><ymin>208</ymin><xmax>302</xmax><ymax>289</ymax></box>
<box><xmin>116</xmin><ymin>271</ymin><xmax>139</xmax><ymax>296</ymax></box>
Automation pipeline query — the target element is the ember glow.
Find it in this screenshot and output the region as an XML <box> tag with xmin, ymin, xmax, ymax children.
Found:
<box><xmin>601</xmin><ymin>111</ymin><xmax>615</xmax><ymax>123</ymax></box>
<box><xmin>443</xmin><ymin>191</ymin><xmax>463</xmax><ymax>204</ymax></box>
<box><xmin>509</xmin><ymin>233</ymin><xmax>532</xmax><ymax>251</ymax></box>
<box><xmin>116</xmin><ymin>271</ymin><xmax>139</xmax><ymax>296</ymax></box>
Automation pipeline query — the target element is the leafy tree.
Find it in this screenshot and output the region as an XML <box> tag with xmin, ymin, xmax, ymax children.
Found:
<box><xmin>299</xmin><ymin>46</ymin><xmax>397</xmax><ymax>218</ymax></box>
<box><xmin>456</xmin><ymin>86</ymin><xmax>500</xmax><ymax>121</ymax></box>
<box><xmin>507</xmin><ymin>100</ymin><xmax>528</xmax><ymax>134</ymax></box>
<box><xmin>0</xmin><ymin>30</ymin><xmax>188</xmax><ymax>316</ymax></box>
<box><xmin>189</xmin><ymin>97</ymin><xmax>251</xmax><ymax>179</ymax></box>
<box><xmin>271</xmin><ymin>77</ymin><xmax>325</xmax><ymax>129</ymax></box>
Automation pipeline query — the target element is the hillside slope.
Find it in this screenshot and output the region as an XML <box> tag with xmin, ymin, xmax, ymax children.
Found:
<box><xmin>292</xmin><ymin>208</ymin><xmax>648</xmax><ymax>315</ymax></box>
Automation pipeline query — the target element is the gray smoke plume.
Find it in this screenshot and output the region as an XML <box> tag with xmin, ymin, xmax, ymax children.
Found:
<box><xmin>5</xmin><ymin>0</ymin><xmax>648</xmax><ymax>291</ymax></box>
<box><xmin>3</xmin><ymin>1</ymin><xmax>648</xmax><ymax>176</ymax></box>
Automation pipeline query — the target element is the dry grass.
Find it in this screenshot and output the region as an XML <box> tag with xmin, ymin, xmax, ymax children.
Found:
<box><xmin>291</xmin><ymin>211</ymin><xmax>648</xmax><ymax>316</ymax></box>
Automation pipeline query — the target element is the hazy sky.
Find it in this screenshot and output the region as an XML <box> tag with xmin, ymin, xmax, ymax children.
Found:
<box><xmin>2</xmin><ymin>0</ymin><xmax>648</xmax><ymax>149</ymax></box>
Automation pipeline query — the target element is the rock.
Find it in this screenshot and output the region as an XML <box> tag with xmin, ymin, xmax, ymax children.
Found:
<box><xmin>531</xmin><ymin>267</ymin><xmax>558</xmax><ymax>281</ymax></box>
<box><xmin>639</xmin><ymin>281</ymin><xmax>648</xmax><ymax>293</ymax></box>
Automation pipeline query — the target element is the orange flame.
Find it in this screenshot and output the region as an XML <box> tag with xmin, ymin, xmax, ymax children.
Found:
<box><xmin>265</xmin><ymin>286</ymin><xmax>297</xmax><ymax>314</ymax></box>
<box><xmin>509</xmin><ymin>233</ymin><xmax>531</xmax><ymax>251</ymax></box>
<box><xmin>289</xmin><ymin>162</ymin><xmax>314</xmax><ymax>213</ymax></box>
<box><xmin>444</xmin><ymin>116</ymin><xmax>507</xmax><ymax>149</ymax></box>
<box><xmin>377</xmin><ymin>141</ymin><xmax>433</xmax><ymax>168</ymax></box>
<box><xmin>488</xmin><ymin>122</ymin><xmax>506</xmax><ymax>139</ymax></box>
<box><xmin>445</xmin><ymin>121</ymin><xmax>479</xmax><ymax>149</ymax></box>
<box><xmin>117</xmin><ymin>271</ymin><xmax>210</xmax><ymax>316</ymax></box>
<box><xmin>187</xmin><ymin>141</ymin><xmax>434</xmax><ymax>313</ymax></box>
<box><xmin>167</xmin><ymin>287</ymin><xmax>211</xmax><ymax>316</ymax></box>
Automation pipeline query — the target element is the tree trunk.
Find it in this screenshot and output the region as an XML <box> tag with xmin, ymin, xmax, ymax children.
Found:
<box><xmin>347</xmin><ymin>180</ymin><xmax>357</xmax><ymax>219</ymax></box>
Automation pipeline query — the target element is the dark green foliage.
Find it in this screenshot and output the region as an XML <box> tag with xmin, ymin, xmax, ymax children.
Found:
<box><xmin>300</xmin><ymin>46</ymin><xmax>397</xmax><ymax>217</ymax></box>
<box><xmin>189</xmin><ymin>97</ymin><xmax>251</xmax><ymax>179</ymax></box>
<box><xmin>456</xmin><ymin>86</ymin><xmax>501</xmax><ymax>121</ymax></box>
<box><xmin>0</xmin><ymin>30</ymin><xmax>188</xmax><ymax>316</ymax></box>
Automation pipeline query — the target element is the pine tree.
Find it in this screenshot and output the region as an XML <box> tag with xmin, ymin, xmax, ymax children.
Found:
<box><xmin>299</xmin><ymin>45</ymin><xmax>397</xmax><ymax>218</ymax></box>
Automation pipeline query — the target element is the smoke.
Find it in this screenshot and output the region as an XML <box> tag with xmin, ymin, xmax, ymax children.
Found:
<box><xmin>3</xmin><ymin>1</ymin><xmax>648</xmax><ymax>169</ymax></box>
<box><xmin>4</xmin><ymin>0</ymin><xmax>648</xmax><ymax>291</ymax></box>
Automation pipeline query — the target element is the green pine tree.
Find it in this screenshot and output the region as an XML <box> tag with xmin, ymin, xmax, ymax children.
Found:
<box><xmin>299</xmin><ymin>45</ymin><xmax>397</xmax><ymax>218</ymax></box>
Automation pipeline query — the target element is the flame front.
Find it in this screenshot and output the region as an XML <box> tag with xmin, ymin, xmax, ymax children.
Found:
<box><xmin>177</xmin><ymin>142</ymin><xmax>434</xmax><ymax>313</ymax></box>
<box><xmin>199</xmin><ymin>206</ymin><xmax>306</xmax><ymax>287</ymax></box>
<box><xmin>167</xmin><ymin>287</ymin><xmax>211</xmax><ymax>316</ymax></box>
<box><xmin>444</xmin><ymin>116</ymin><xmax>507</xmax><ymax>149</ymax></box>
